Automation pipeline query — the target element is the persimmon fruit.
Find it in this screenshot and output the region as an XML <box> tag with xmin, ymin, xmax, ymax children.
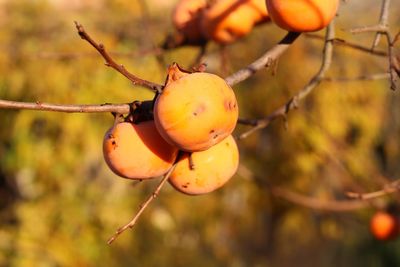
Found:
<box><xmin>265</xmin><ymin>0</ymin><xmax>339</xmax><ymax>32</ymax></box>
<box><xmin>370</xmin><ymin>211</ymin><xmax>399</xmax><ymax>240</ymax></box>
<box><xmin>200</xmin><ymin>0</ymin><xmax>269</xmax><ymax>44</ymax></box>
<box><xmin>103</xmin><ymin>121</ymin><xmax>178</xmax><ymax>180</ymax></box>
<box><xmin>153</xmin><ymin>67</ymin><xmax>238</xmax><ymax>152</ymax></box>
<box><xmin>169</xmin><ymin>135</ymin><xmax>239</xmax><ymax>195</ymax></box>
<box><xmin>172</xmin><ymin>0</ymin><xmax>207</xmax><ymax>44</ymax></box>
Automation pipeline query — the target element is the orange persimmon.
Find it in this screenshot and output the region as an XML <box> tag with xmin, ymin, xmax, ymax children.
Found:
<box><xmin>265</xmin><ymin>0</ymin><xmax>339</xmax><ymax>32</ymax></box>
<box><xmin>370</xmin><ymin>211</ymin><xmax>399</xmax><ymax>241</ymax></box>
<box><xmin>172</xmin><ymin>0</ymin><xmax>207</xmax><ymax>43</ymax></box>
<box><xmin>103</xmin><ymin>121</ymin><xmax>178</xmax><ymax>180</ymax></box>
<box><xmin>153</xmin><ymin>66</ymin><xmax>238</xmax><ymax>152</ymax></box>
<box><xmin>169</xmin><ymin>135</ymin><xmax>239</xmax><ymax>195</ymax></box>
<box><xmin>200</xmin><ymin>0</ymin><xmax>268</xmax><ymax>44</ymax></box>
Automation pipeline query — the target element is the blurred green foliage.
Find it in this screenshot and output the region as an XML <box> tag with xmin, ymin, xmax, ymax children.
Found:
<box><xmin>0</xmin><ymin>0</ymin><xmax>400</xmax><ymax>266</ymax></box>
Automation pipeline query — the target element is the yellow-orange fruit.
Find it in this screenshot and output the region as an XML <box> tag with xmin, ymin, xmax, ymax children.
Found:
<box><xmin>248</xmin><ymin>0</ymin><xmax>270</xmax><ymax>23</ymax></box>
<box><xmin>265</xmin><ymin>0</ymin><xmax>338</xmax><ymax>32</ymax></box>
<box><xmin>172</xmin><ymin>0</ymin><xmax>207</xmax><ymax>43</ymax></box>
<box><xmin>200</xmin><ymin>0</ymin><xmax>266</xmax><ymax>44</ymax></box>
<box><xmin>169</xmin><ymin>135</ymin><xmax>239</xmax><ymax>195</ymax></box>
<box><xmin>154</xmin><ymin>72</ymin><xmax>238</xmax><ymax>152</ymax></box>
<box><xmin>103</xmin><ymin>121</ymin><xmax>178</xmax><ymax>180</ymax></box>
<box><xmin>370</xmin><ymin>211</ymin><xmax>399</xmax><ymax>241</ymax></box>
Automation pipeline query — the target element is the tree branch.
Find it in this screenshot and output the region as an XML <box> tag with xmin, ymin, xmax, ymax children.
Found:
<box><xmin>271</xmin><ymin>186</ymin><xmax>369</xmax><ymax>212</ymax></box>
<box><xmin>349</xmin><ymin>0</ymin><xmax>398</xmax><ymax>90</ymax></box>
<box><xmin>323</xmin><ymin>73</ymin><xmax>390</xmax><ymax>82</ymax></box>
<box><xmin>224</xmin><ymin>31</ymin><xmax>301</xmax><ymax>86</ymax></box>
<box><xmin>304</xmin><ymin>34</ymin><xmax>387</xmax><ymax>57</ymax></box>
<box><xmin>0</xmin><ymin>99</ymin><xmax>130</xmax><ymax>113</ymax></box>
<box><xmin>238</xmin><ymin>23</ymin><xmax>335</xmax><ymax>138</ymax></box>
<box><xmin>107</xmin><ymin>163</ymin><xmax>177</xmax><ymax>244</ymax></box>
<box><xmin>347</xmin><ymin>179</ymin><xmax>400</xmax><ymax>201</ymax></box>
<box><xmin>74</xmin><ymin>21</ymin><xmax>164</xmax><ymax>93</ymax></box>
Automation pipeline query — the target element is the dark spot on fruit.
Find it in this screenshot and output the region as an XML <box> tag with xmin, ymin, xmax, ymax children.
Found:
<box><xmin>111</xmin><ymin>141</ymin><xmax>116</xmax><ymax>145</ymax></box>
<box><xmin>225</xmin><ymin>142</ymin><xmax>229</xmax><ymax>146</ymax></box>
<box><xmin>193</xmin><ymin>104</ymin><xmax>206</xmax><ymax>116</ymax></box>
<box><xmin>182</xmin><ymin>182</ymin><xmax>190</xmax><ymax>188</ymax></box>
<box><xmin>213</xmin><ymin>134</ymin><xmax>219</xmax><ymax>139</ymax></box>
<box><xmin>224</xmin><ymin>99</ymin><xmax>237</xmax><ymax>111</ymax></box>
<box><xmin>210</xmin><ymin>129</ymin><xmax>215</xmax><ymax>134</ymax></box>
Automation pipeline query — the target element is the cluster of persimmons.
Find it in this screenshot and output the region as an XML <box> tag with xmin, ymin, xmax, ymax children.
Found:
<box><xmin>172</xmin><ymin>0</ymin><xmax>339</xmax><ymax>45</ymax></box>
<box><xmin>103</xmin><ymin>64</ymin><xmax>239</xmax><ymax>195</ymax></box>
<box><xmin>102</xmin><ymin>0</ymin><xmax>340</xmax><ymax>196</ymax></box>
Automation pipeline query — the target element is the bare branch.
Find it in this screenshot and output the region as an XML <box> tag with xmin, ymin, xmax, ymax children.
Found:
<box><xmin>347</xmin><ymin>179</ymin><xmax>400</xmax><ymax>201</ymax></box>
<box><xmin>238</xmin><ymin>23</ymin><xmax>335</xmax><ymax>138</ymax></box>
<box><xmin>107</xmin><ymin>163</ymin><xmax>177</xmax><ymax>244</ymax></box>
<box><xmin>33</xmin><ymin>48</ymin><xmax>163</xmax><ymax>60</ymax></box>
<box><xmin>371</xmin><ymin>0</ymin><xmax>391</xmax><ymax>49</ymax></box>
<box><xmin>304</xmin><ymin>34</ymin><xmax>387</xmax><ymax>57</ymax></box>
<box><xmin>225</xmin><ymin>31</ymin><xmax>301</xmax><ymax>86</ymax></box>
<box><xmin>272</xmin><ymin>186</ymin><xmax>369</xmax><ymax>212</ymax></box>
<box><xmin>0</xmin><ymin>99</ymin><xmax>130</xmax><ymax>113</ymax></box>
<box><xmin>349</xmin><ymin>0</ymin><xmax>398</xmax><ymax>90</ymax></box>
<box><xmin>323</xmin><ymin>73</ymin><xmax>390</xmax><ymax>82</ymax></box>
<box><xmin>74</xmin><ymin>21</ymin><xmax>163</xmax><ymax>93</ymax></box>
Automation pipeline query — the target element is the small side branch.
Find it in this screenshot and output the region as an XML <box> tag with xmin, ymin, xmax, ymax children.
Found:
<box><xmin>349</xmin><ymin>0</ymin><xmax>398</xmax><ymax>90</ymax></box>
<box><xmin>74</xmin><ymin>21</ymin><xmax>163</xmax><ymax>93</ymax></box>
<box><xmin>272</xmin><ymin>187</ymin><xmax>368</xmax><ymax>212</ymax></box>
<box><xmin>225</xmin><ymin>31</ymin><xmax>301</xmax><ymax>86</ymax></box>
<box><xmin>304</xmin><ymin>34</ymin><xmax>387</xmax><ymax>57</ymax></box>
<box><xmin>107</xmin><ymin>164</ymin><xmax>176</xmax><ymax>244</ymax></box>
<box><xmin>238</xmin><ymin>23</ymin><xmax>335</xmax><ymax>138</ymax></box>
<box><xmin>347</xmin><ymin>179</ymin><xmax>400</xmax><ymax>201</ymax></box>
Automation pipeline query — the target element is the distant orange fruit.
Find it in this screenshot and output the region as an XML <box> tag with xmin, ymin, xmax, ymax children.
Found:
<box><xmin>154</xmin><ymin>65</ymin><xmax>238</xmax><ymax>152</ymax></box>
<box><xmin>265</xmin><ymin>0</ymin><xmax>339</xmax><ymax>32</ymax></box>
<box><xmin>370</xmin><ymin>211</ymin><xmax>399</xmax><ymax>240</ymax></box>
<box><xmin>248</xmin><ymin>0</ymin><xmax>270</xmax><ymax>23</ymax></box>
<box><xmin>172</xmin><ymin>0</ymin><xmax>207</xmax><ymax>43</ymax></box>
<box><xmin>103</xmin><ymin>121</ymin><xmax>178</xmax><ymax>180</ymax></box>
<box><xmin>169</xmin><ymin>135</ymin><xmax>239</xmax><ymax>195</ymax></box>
<box><xmin>200</xmin><ymin>0</ymin><xmax>269</xmax><ymax>44</ymax></box>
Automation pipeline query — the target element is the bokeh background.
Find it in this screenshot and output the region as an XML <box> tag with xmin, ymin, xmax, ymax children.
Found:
<box><xmin>0</xmin><ymin>0</ymin><xmax>400</xmax><ymax>266</ymax></box>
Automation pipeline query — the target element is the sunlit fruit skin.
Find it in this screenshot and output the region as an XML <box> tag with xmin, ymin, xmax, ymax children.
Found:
<box><xmin>103</xmin><ymin>121</ymin><xmax>178</xmax><ymax>180</ymax></box>
<box><xmin>200</xmin><ymin>0</ymin><xmax>264</xmax><ymax>44</ymax></box>
<box><xmin>370</xmin><ymin>211</ymin><xmax>399</xmax><ymax>240</ymax></box>
<box><xmin>169</xmin><ymin>135</ymin><xmax>239</xmax><ymax>195</ymax></box>
<box><xmin>248</xmin><ymin>0</ymin><xmax>270</xmax><ymax>23</ymax></box>
<box><xmin>265</xmin><ymin>0</ymin><xmax>339</xmax><ymax>32</ymax></box>
<box><xmin>172</xmin><ymin>0</ymin><xmax>207</xmax><ymax>43</ymax></box>
<box><xmin>154</xmin><ymin>72</ymin><xmax>238</xmax><ymax>152</ymax></box>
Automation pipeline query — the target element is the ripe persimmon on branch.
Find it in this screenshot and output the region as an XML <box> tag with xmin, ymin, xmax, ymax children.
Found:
<box><xmin>0</xmin><ymin>0</ymin><xmax>399</xmax><ymax>246</ymax></box>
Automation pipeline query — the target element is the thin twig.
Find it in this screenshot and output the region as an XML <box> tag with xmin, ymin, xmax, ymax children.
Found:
<box><xmin>32</xmin><ymin>48</ymin><xmax>163</xmax><ymax>60</ymax></box>
<box><xmin>371</xmin><ymin>0</ymin><xmax>391</xmax><ymax>50</ymax></box>
<box><xmin>347</xmin><ymin>179</ymin><xmax>400</xmax><ymax>201</ymax></box>
<box><xmin>304</xmin><ymin>34</ymin><xmax>387</xmax><ymax>57</ymax></box>
<box><xmin>349</xmin><ymin>0</ymin><xmax>398</xmax><ymax>90</ymax></box>
<box><xmin>225</xmin><ymin>31</ymin><xmax>301</xmax><ymax>86</ymax></box>
<box><xmin>0</xmin><ymin>99</ymin><xmax>130</xmax><ymax>113</ymax></box>
<box><xmin>323</xmin><ymin>73</ymin><xmax>390</xmax><ymax>82</ymax></box>
<box><xmin>107</xmin><ymin>164</ymin><xmax>177</xmax><ymax>244</ymax></box>
<box><xmin>74</xmin><ymin>21</ymin><xmax>163</xmax><ymax>93</ymax></box>
<box><xmin>238</xmin><ymin>23</ymin><xmax>335</xmax><ymax>138</ymax></box>
<box><xmin>272</xmin><ymin>186</ymin><xmax>369</xmax><ymax>212</ymax></box>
